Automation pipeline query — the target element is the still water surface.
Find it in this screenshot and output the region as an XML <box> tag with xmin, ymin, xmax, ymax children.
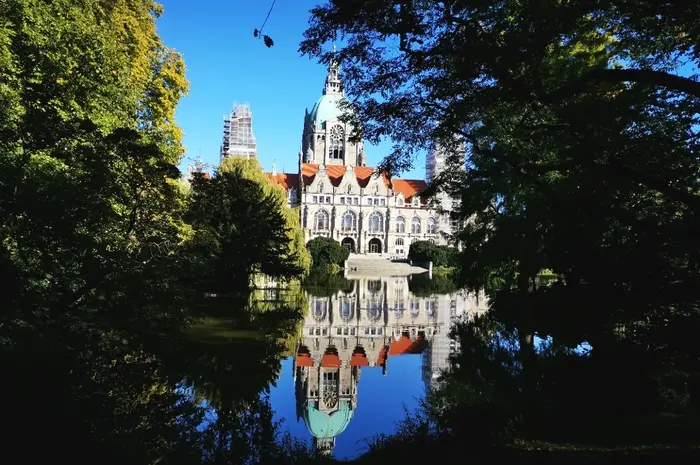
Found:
<box><xmin>195</xmin><ymin>274</ymin><xmax>488</xmax><ymax>460</ymax></box>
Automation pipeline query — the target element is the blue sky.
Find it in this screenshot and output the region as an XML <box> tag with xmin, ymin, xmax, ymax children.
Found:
<box><xmin>157</xmin><ymin>0</ymin><xmax>426</xmax><ymax>180</ymax></box>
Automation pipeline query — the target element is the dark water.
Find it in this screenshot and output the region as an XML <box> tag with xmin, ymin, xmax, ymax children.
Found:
<box><xmin>193</xmin><ymin>274</ymin><xmax>488</xmax><ymax>460</ymax></box>
<box><xmin>1</xmin><ymin>273</ymin><xmax>485</xmax><ymax>462</ymax></box>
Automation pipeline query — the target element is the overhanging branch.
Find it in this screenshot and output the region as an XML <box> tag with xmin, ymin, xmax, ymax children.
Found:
<box><xmin>543</xmin><ymin>68</ymin><xmax>700</xmax><ymax>102</ymax></box>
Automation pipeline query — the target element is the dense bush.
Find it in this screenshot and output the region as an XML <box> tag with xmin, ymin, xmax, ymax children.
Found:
<box><xmin>408</xmin><ymin>241</ymin><xmax>458</xmax><ymax>268</ymax></box>
<box><xmin>306</xmin><ymin>237</ymin><xmax>350</xmax><ymax>271</ymax></box>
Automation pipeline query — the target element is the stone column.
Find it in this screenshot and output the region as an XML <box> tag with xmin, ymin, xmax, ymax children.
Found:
<box><xmin>331</xmin><ymin>206</ymin><xmax>337</xmax><ymax>239</ymax></box>
<box><xmin>358</xmin><ymin>212</ymin><xmax>364</xmax><ymax>253</ymax></box>
<box><xmin>384</xmin><ymin>208</ymin><xmax>391</xmax><ymax>254</ymax></box>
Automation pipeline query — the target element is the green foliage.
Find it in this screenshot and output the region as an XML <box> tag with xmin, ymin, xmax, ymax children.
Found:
<box><xmin>303</xmin><ymin>270</ymin><xmax>355</xmax><ymax>297</ymax></box>
<box><xmin>186</xmin><ymin>167</ymin><xmax>305</xmax><ymax>294</ymax></box>
<box><xmin>301</xmin><ymin>0</ymin><xmax>700</xmax><ymax>378</ymax></box>
<box><xmin>306</xmin><ymin>236</ymin><xmax>350</xmax><ymax>270</ymax></box>
<box><xmin>408</xmin><ymin>273</ymin><xmax>458</xmax><ymax>297</ymax></box>
<box><xmin>301</xmin><ymin>1</ymin><xmax>700</xmax><ymax>460</ymax></box>
<box><xmin>220</xmin><ymin>157</ymin><xmax>311</xmax><ymax>276</ymax></box>
<box><xmin>0</xmin><ymin>1</ymin><xmax>316</xmax><ymax>462</ymax></box>
<box><xmin>408</xmin><ymin>241</ymin><xmax>458</xmax><ymax>268</ymax></box>
<box><xmin>0</xmin><ymin>0</ymin><xmax>193</xmax><ymax>340</ymax></box>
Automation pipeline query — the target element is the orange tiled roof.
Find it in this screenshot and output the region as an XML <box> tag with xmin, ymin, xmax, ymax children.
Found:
<box><xmin>266</xmin><ymin>172</ymin><xmax>299</xmax><ymax>190</ymax></box>
<box><xmin>391</xmin><ymin>178</ymin><xmax>428</xmax><ymax>202</ymax></box>
<box><xmin>388</xmin><ymin>335</ymin><xmax>428</xmax><ymax>356</ymax></box>
<box><xmin>301</xmin><ymin>163</ymin><xmax>391</xmax><ymax>188</ymax></box>
<box><xmin>268</xmin><ymin>165</ymin><xmax>427</xmax><ymax>201</ymax></box>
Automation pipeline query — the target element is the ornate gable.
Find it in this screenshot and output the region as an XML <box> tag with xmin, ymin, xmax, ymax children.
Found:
<box><xmin>363</xmin><ymin>169</ymin><xmax>389</xmax><ymax>196</ymax></box>
<box><xmin>301</xmin><ymin>163</ymin><xmax>390</xmax><ymax>190</ymax></box>
<box><xmin>337</xmin><ymin>165</ymin><xmax>361</xmax><ymax>195</ymax></box>
<box><xmin>307</xmin><ymin>164</ymin><xmax>333</xmax><ymax>194</ymax></box>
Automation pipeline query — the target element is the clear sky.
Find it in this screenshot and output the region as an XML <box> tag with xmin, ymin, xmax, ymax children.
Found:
<box><xmin>156</xmin><ymin>0</ymin><xmax>426</xmax><ymax>180</ymax></box>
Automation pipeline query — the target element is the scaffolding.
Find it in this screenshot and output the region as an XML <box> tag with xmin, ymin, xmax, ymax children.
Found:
<box><xmin>220</xmin><ymin>103</ymin><xmax>257</xmax><ymax>161</ymax></box>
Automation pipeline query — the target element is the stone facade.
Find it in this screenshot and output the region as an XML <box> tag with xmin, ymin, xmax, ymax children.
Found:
<box><xmin>266</xmin><ymin>59</ymin><xmax>460</xmax><ymax>256</ymax></box>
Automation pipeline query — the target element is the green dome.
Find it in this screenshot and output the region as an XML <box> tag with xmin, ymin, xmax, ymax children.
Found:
<box><xmin>302</xmin><ymin>400</ymin><xmax>353</xmax><ymax>439</ymax></box>
<box><xmin>309</xmin><ymin>94</ymin><xmax>347</xmax><ymax>129</ymax></box>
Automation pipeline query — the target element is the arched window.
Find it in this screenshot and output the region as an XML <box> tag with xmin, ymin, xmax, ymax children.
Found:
<box><xmin>395</xmin><ymin>216</ymin><xmax>405</xmax><ymax>233</ymax></box>
<box><xmin>313</xmin><ymin>299</ymin><xmax>327</xmax><ymax>322</ymax></box>
<box><xmin>369</xmin><ymin>301</ymin><xmax>382</xmax><ymax>320</ymax></box>
<box><xmin>410</xmin><ymin>300</ymin><xmax>420</xmax><ymax>318</ymax></box>
<box><xmin>329</xmin><ymin>125</ymin><xmax>345</xmax><ymax>159</ymax></box>
<box><xmin>288</xmin><ymin>187</ymin><xmax>298</xmax><ymax>203</ymax></box>
<box><xmin>341</xmin><ymin>211</ymin><xmax>357</xmax><ymax>231</ymax></box>
<box><xmin>395</xmin><ymin>238</ymin><xmax>404</xmax><ymax>246</ymax></box>
<box><xmin>315</xmin><ymin>210</ymin><xmax>330</xmax><ymax>230</ymax></box>
<box><xmin>411</xmin><ymin>217</ymin><xmax>421</xmax><ymax>234</ymax></box>
<box><xmin>370</xmin><ymin>212</ymin><xmax>383</xmax><ymax>233</ymax></box>
<box><xmin>341</xmin><ymin>300</ymin><xmax>355</xmax><ymax>322</ymax></box>
<box><xmin>396</xmin><ymin>196</ymin><xmax>404</xmax><ymax>207</ymax></box>
<box><xmin>427</xmin><ymin>217</ymin><xmax>436</xmax><ymax>234</ymax></box>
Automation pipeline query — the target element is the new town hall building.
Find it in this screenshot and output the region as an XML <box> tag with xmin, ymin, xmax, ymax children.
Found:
<box><xmin>221</xmin><ymin>60</ymin><xmax>462</xmax><ymax>256</ymax></box>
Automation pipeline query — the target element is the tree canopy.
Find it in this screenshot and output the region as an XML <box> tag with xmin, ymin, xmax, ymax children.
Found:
<box><xmin>186</xmin><ymin>157</ymin><xmax>310</xmax><ymax>294</ymax></box>
<box><xmin>300</xmin><ymin>0</ymin><xmax>700</xmax><ymax>342</ymax></box>
<box><xmin>408</xmin><ymin>240</ymin><xmax>458</xmax><ymax>268</ymax></box>
<box><xmin>0</xmin><ymin>2</ymin><xmax>313</xmax><ymax>461</ymax></box>
<box><xmin>306</xmin><ymin>236</ymin><xmax>350</xmax><ymax>271</ymax></box>
<box><xmin>1</xmin><ymin>0</ymin><xmax>191</xmax><ymax>340</ymax></box>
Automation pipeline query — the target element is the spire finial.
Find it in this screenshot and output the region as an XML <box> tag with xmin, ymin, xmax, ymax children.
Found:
<box><xmin>324</xmin><ymin>45</ymin><xmax>342</xmax><ymax>96</ymax></box>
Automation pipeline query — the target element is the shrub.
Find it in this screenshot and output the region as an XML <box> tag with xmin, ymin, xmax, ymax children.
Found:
<box><xmin>408</xmin><ymin>240</ymin><xmax>458</xmax><ymax>268</ymax></box>
<box><xmin>306</xmin><ymin>237</ymin><xmax>350</xmax><ymax>271</ymax></box>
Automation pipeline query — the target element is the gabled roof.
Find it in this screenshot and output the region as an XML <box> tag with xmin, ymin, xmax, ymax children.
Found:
<box><xmin>266</xmin><ymin>172</ymin><xmax>299</xmax><ymax>190</ymax></box>
<box><xmin>301</xmin><ymin>163</ymin><xmax>391</xmax><ymax>188</ymax></box>
<box><xmin>391</xmin><ymin>179</ymin><xmax>428</xmax><ymax>202</ymax></box>
<box><xmin>265</xmin><ymin>166</ymin><xmax>428</xmax><ymax>201</ymax></box>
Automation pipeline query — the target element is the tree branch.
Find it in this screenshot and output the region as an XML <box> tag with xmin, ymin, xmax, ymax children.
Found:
<box><xmin>543</xmin><ymin>68</ymin><xmax>700</xmax><ymax>103</ymax></box>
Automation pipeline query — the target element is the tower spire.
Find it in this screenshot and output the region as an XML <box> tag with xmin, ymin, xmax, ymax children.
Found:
<box><xmin>323</xmin><ymin>45</ymin><xmax>342</xmax><ymax>96</ymax></box>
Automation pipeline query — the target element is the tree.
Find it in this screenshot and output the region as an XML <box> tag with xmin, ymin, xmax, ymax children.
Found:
<box><xmin>306</xmin><ymin>236</ymin><xmax>350</xmax><ymax>271</ymax></box>
<box><xmin>300</xmin><ymin>0</ymin><xmax>700</xmax><ymax>437</ymax></box>
<box><xmin>408</xmin><ymin>240</ymin><xmax>457</xmax><ymax>268</ymax></box>
<box><xmin>300</xmin><ymin>0</ymin><xmax>700</xmax><ymax>335</ymax></box>
<box><xmin>0</xmin><ymin>0</ymin><xmax>191</xmax><ymax>332</ymax></box>
<box><xmin>186</xmin><ymin>165</ymin><xmax>306</xmax><ymax>294</ymax></box>
<box><xmin>222</xmin><ymin>157</ymin><xmax>310</xmax><ymax>276</ymax></box>
<box><xmin>0</xmin><ymin>1</ymin><xmax>201</xmax><ymax>460</ymax></box>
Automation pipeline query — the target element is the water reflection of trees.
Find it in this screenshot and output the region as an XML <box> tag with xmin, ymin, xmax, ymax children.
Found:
<box><xmin>408</xmin><ymin>273</ymin><xmax>458</xmax><ymax>297</ymax></box>
<box><xmin>0</xmin><ymin>291</ymin><xmax>311</xmax><ymax>464</ymax></box>
<box><xmin>303</xmin><ymin>271</ymin><xmax>355</xmax><ymax>297</ymax></box>
<box><xmin>366</xmin><ymin>288</ymin><xmax>700</xmax><ymax>462</ymax></box>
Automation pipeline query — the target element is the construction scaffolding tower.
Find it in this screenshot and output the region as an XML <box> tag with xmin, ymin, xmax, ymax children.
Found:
<box><xmin>220</xmin><ymin>103</ymin><xmax>257</xmax><ymax>161</ymax></box>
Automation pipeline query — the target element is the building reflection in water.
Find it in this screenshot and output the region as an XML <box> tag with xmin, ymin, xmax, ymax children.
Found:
<box><xmin>293</xmin><ymin>275</ymin><xmax>488</xmax><ymax>456</ymax></box>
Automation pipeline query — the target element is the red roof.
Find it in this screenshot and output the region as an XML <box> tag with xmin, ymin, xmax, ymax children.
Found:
<box><xmin>264</xmin><ymin>165</ymin><xmax>428</xmax><ymax>202</ymax></box>
<box><xmin>321</xmin><ymin>353</ymin><xmax>341</xmax><ymax>368</ymax></box>
<box><xmin>388</xmin><ymin>335</ymin><xmax>428</xmax><ymax>356</ymax></box>
<box><xmin>391</xmin><ymin>179</ymin><xmax>428</xmax><ymax>202</ymax></box>
<box><xmin>301</xmin><ymin>163</ymin><xmax>391</xmax><ymax>188</ymax></box>
<box><xmin>266</xmin><ymin>172</ymin><xmax>299</xmax><ymax>190</ymax></box>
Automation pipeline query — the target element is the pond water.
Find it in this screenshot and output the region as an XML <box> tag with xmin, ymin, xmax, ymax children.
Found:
<box><xmin>196</xmin><ymin>274</ymin><xmax>489</xmax><ymax>460</ymax></box>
